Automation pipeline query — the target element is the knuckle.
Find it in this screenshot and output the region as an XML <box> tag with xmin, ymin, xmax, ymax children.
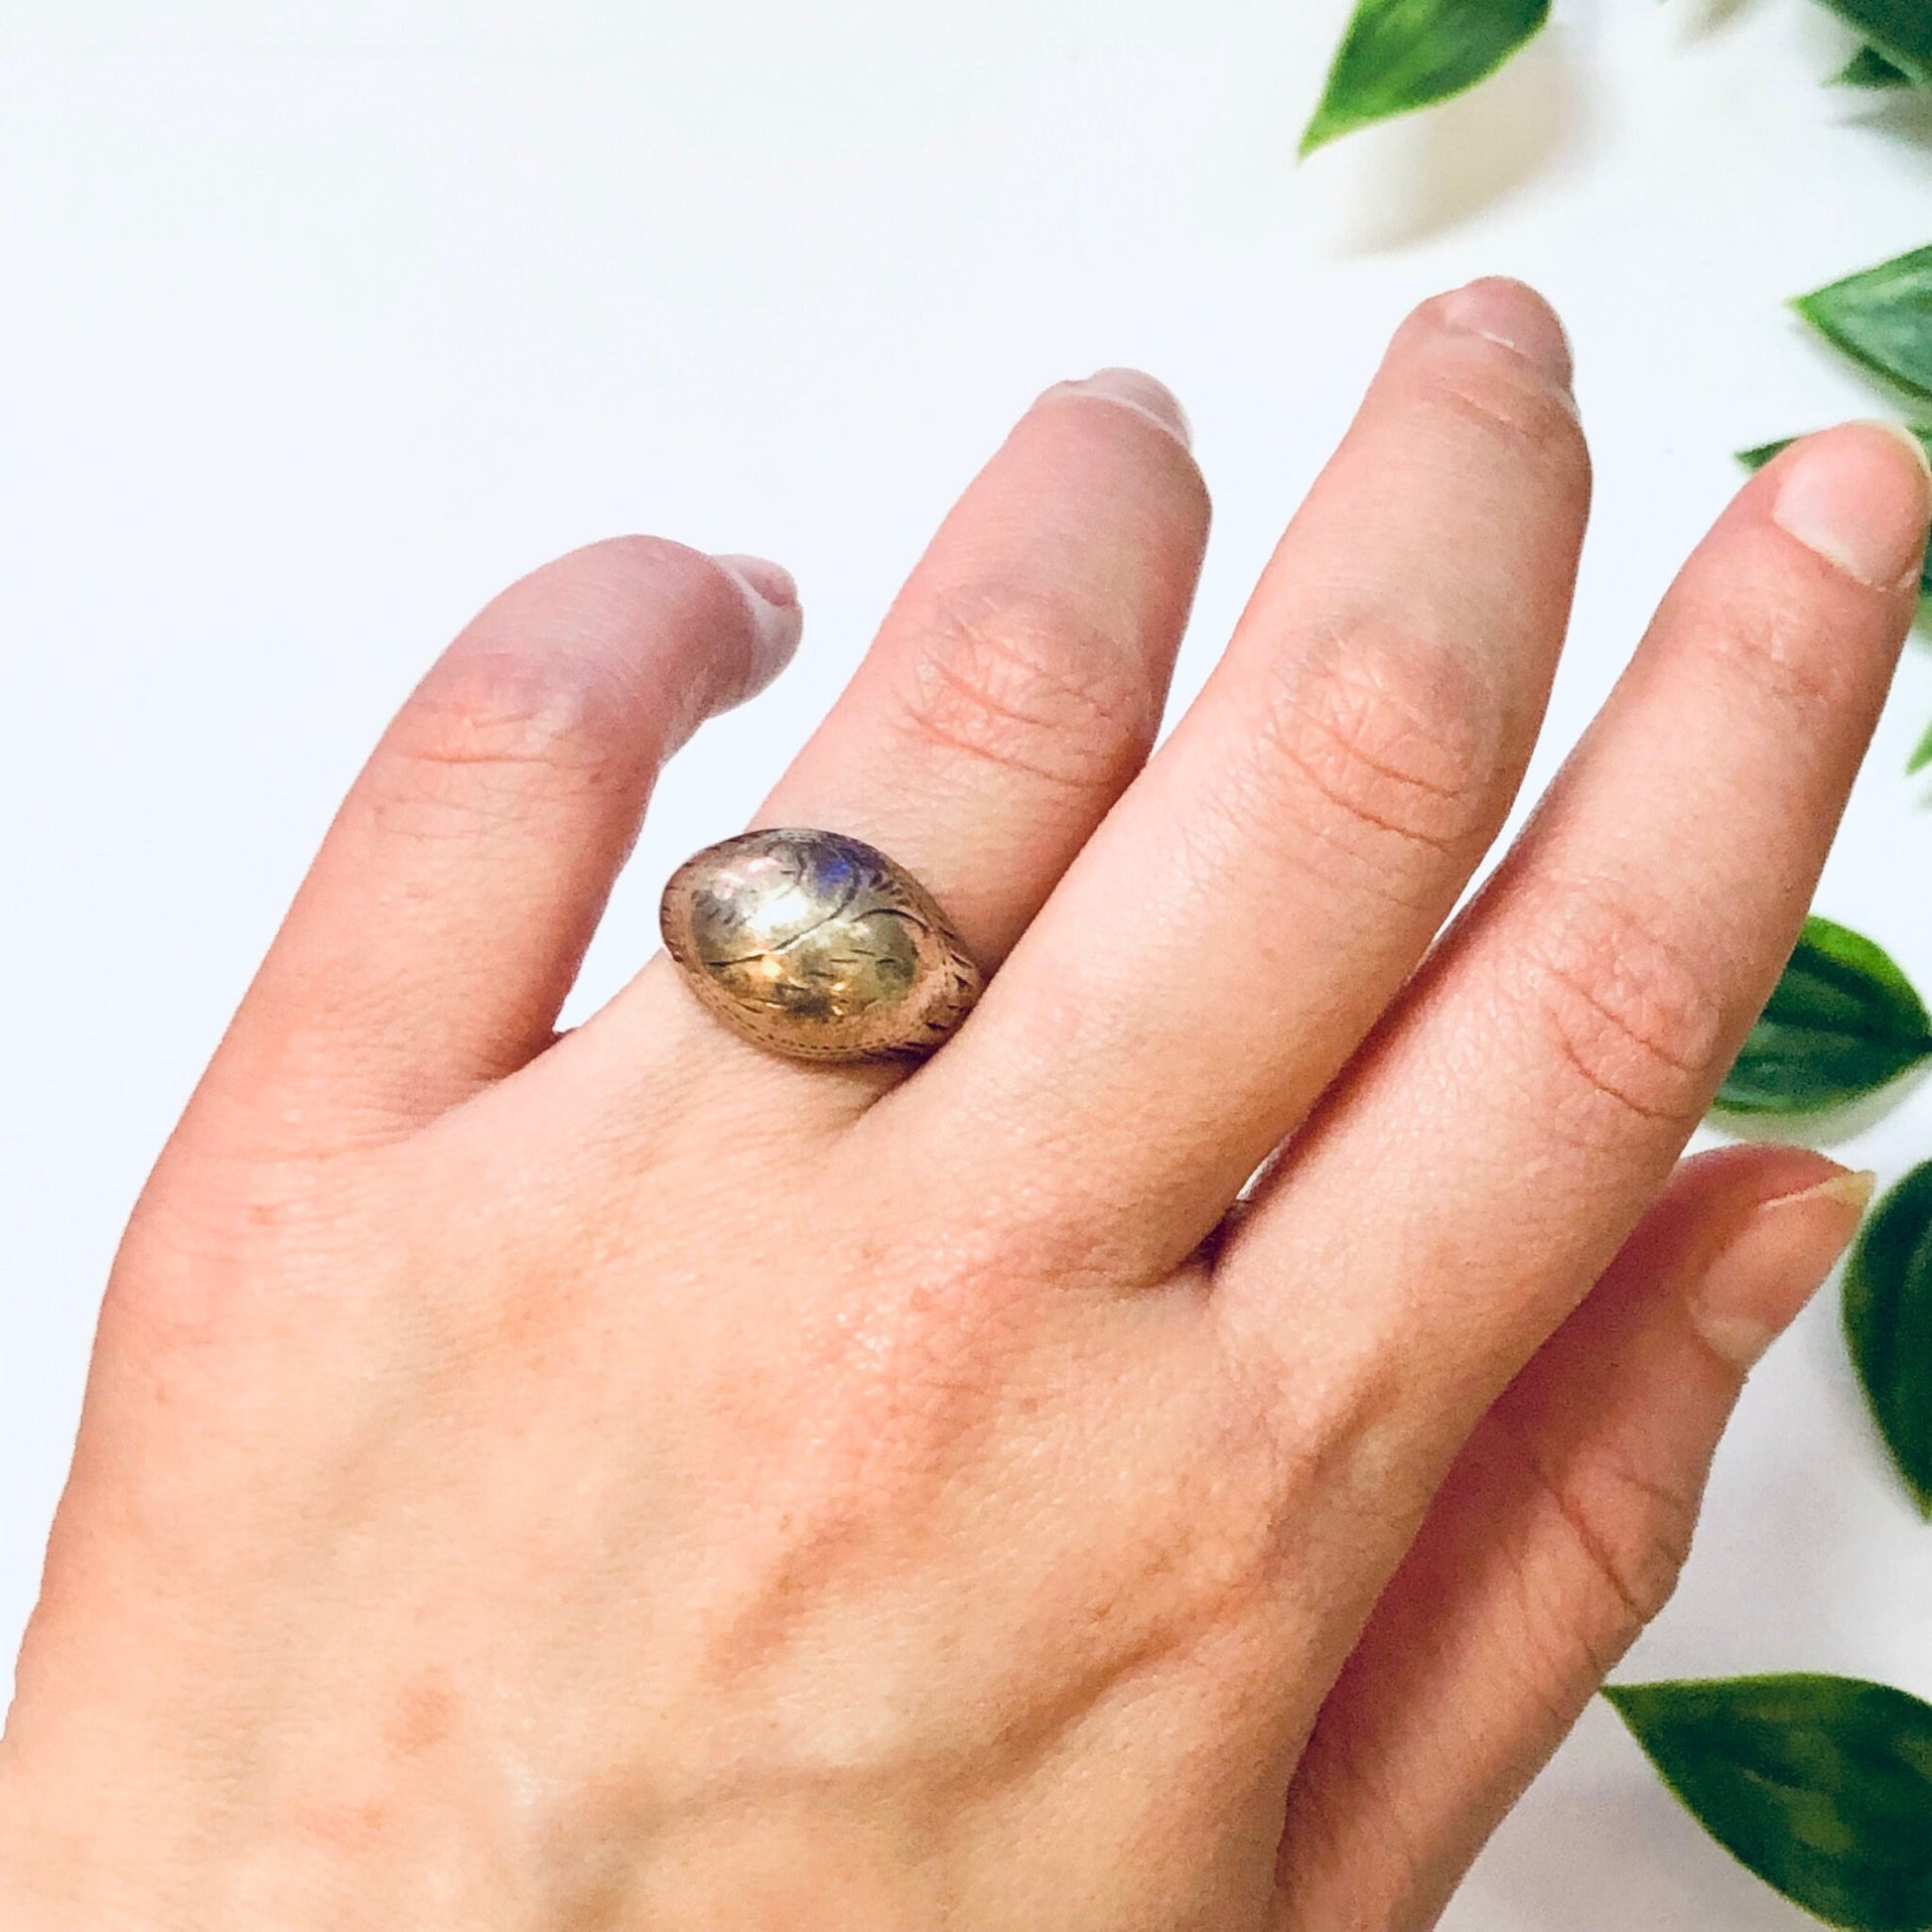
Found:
<box><xmin>1532</xmin><ymin>1434</ymin><xmax>1702</xmax><ymax>1655</ymax></box>
<box><xmin>107</xmin><ymin>1144</ymin><xmax>387</xmax><ymax>1353</ymax></box>
<box><xmin>1693</xmin><ymin>583</ymin><xmax>1858</xmax><ymax>720</ymax></box>
<box><xmin>368</xmin><ymin>532</ymin><xmax>760</xmax><ymax>846</ymax></box>
<box><xmin>1255</xmin><ymin>617</ymin><xmax>1502</xmax><ymax>888</ymax></box>
<box><xmin>533</xmin><ymin>534</ymin><xmax>753</xmax><ymax>658</ymax></box>
<box><xmin>1518</xmin><ymin>886</ymin><xmax>1723</xmax><ymax>1143</ymax></box>
<box><xmin>1421</xmin><ymin>344</ymin><xmax>1585</xmax><ymax>468</ymax></box>
<box><xmin>893</xmin><ymin>584</ymin><xmax>1157</xmax><ymax>792</ymax></box>
<box><xmin>372</xmin><ymin>645</ymin><xmax>635</xmax><ymax>839</ymax></box>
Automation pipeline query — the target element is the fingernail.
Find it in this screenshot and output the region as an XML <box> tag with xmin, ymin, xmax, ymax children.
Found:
<box><xmin>1043</xmin><ymin>368</ymin><xmax>1192</xmax><ymax>450</ymax></box>
<box><xmin>711</xmin><ymin>553</ymin><xmax>803</xmax><ymax>683</ymax></box>
<box><xmin>1770</xmin><ymin>422</ymin><xmax>1932</xmax><ymax>592</ymax></box>
<box><xmin>1686</xmin><ymin>1167</ymin><xmax>1874</xmax><ymax>1369</ymax></box>
<box><xmin>1438</xmin><ymin>277</ymin><xmax>1575</xmax><ymax>392</ymax></box>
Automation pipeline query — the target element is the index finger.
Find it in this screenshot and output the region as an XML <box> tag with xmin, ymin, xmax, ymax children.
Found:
<box><xmin>1218</xmin><ymin>421</ymin><xmax>1930</xmax><ymax>1480</ymax></box>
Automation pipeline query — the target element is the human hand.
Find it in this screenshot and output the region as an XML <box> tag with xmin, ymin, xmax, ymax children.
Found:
<box><xmin>2</xmin><ymin>280</ymin><xmax>1924</xmax><ymax>1931</ymax></box>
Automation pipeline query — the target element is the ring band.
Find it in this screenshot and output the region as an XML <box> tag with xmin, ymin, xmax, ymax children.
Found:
<box><xmin>659</xmin><ymin>828</ymin><xmax>983</xmax><ymax>1063</ymax></box>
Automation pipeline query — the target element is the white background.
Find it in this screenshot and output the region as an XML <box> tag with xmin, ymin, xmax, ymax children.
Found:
<box><xmin>3</xmin><ymin>1</ymin><xmax>1931</xmax><ymax>1923</ymax></box>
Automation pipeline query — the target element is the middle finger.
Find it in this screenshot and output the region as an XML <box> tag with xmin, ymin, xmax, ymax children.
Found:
<box><xmin>878</xmin><ymin>280</ymin><xmax>1589</xmax><ymax>1280</ymax></box>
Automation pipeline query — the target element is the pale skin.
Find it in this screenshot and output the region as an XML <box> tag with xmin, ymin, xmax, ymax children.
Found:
<box><xmin>2</xmin><ymin>278</ymin><xmax>1927</xmax><ymax>1931</ymax></box>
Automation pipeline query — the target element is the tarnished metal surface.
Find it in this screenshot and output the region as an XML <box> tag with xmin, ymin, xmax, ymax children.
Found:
<box><xmin>660</xmin><ymin>828</ymin><xmax>982</xmax><ymax>1062</ymax></box>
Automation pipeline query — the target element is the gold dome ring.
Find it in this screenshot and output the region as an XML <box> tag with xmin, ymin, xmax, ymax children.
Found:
<box><xmin>659</xmin><ymin>829</ymin><xmax>983</xmax><ymax>1063</ymax></box>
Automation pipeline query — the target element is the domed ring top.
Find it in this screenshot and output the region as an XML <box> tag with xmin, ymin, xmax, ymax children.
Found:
<box><xmin>658</xmin><ymin>829</ymin><xmax>984</xmax><ymax>1062</ymax></box>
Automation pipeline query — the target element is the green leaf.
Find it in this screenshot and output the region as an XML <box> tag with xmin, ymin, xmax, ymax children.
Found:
<box><xmin>1910</xmin><ymin>714</ymin><xmax>1932</xmax><ymax>774</ymax></box>
<box><xmin>1605</xmin><ymin>1676</ymin><xmax>1932</xmax><ymax>1931</ymax></box>
<box><xmin>1839</xmin><ymin>44</ymin><xmax>1916</xmax><ymax>86</ymax></box>
<box><xmin>1717</xmin><ymin>914</ymin><xmax>1932</xmax><ymax>1115</ymax></box>
<box><xmin>1845</xmin><ymin>1161</ymin><xmax>1932</xmax><ymax>1513</ymax></box>
<box><xmin>1815</xmin><ymin>0</ymin><xmax>1932</xmax><ymax>85</ymax></box>
<box><xmin>1795</xmin><ymin>246</ymin><xmax>1932</xmax><ymax>400</ymax></box>
<box><xmin>1299</xmin><ymin>0</ymin><xmax>1552</xmax><ymax>157</ymax></box>
<box><xmin>1736</xmin><ymin>431</ymin><xmax>1932</xmax><ymax>598</ymax></box>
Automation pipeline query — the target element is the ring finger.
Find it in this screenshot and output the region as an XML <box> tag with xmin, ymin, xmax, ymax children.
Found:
<box><xmin>574</xmin><ymin>368</ymin><xmax>1211</xmax><ymax>1110</ymax></box>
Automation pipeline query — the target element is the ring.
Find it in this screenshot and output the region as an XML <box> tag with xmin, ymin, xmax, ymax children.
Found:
<box><xmin>659</xmin><ymin>828</ymin><xmax>984</xmax><ymax>1063</ymax></box>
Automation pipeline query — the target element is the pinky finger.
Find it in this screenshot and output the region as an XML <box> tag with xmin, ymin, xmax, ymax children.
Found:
<box><xmin>1272</xmin><ymin>1144</ymin><xmax>1871</xmax><ymax>1932</ymax></box>
<box><xmin>193</xmin><ymin>539</ymin><xmax>799</xmax><ymax>1151</ymax></box>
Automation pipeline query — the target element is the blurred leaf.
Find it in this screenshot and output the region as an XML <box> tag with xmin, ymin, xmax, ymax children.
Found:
<box><xmin>1845</xmin><ymin>1161</ymin><xmax>1932</xmax><ymax>1513</ymax></box>
<box><xmin>1816</xmin><ymin>0</ymin><xmax>1932</xmax><ymax>84</ymax></box>
<box><xmin>1717</xmin><ymin>915</ymin><xmax>1932</xmax><ymax>1115</ymax></box>
<box><xmin>1605</xmin><ymin>1676</ymin><xmax>1932</xmax><ymax>1931</ymax></box>
<box><xmin>1299</xmin><ymin>0</ymin><xmax>1551</xmax><ymax>156</ymax></box>
<box><xmin>1910</xmin><ymin>714</ymin><xmax>1932</xmax><ymax>773</ymax></box>
<box><xmin>1839</xmin><ymin>44</ymin><xmax>1916</xmax><ymax>85</ymax></box>
<box><xmin>1737</xmin><ymin>430</ymin><xmax>1932</xmax><ymax>599</ymax></box>
<box><xmin>1795</xmin><ymin>246</ymin><xmax>1932</xmax><ymax>399</ymax></box>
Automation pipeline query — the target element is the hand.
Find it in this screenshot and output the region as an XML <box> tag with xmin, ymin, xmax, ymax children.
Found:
<box><xmin>2</xmin><ymin>280</ymin><xmax>1923</xmax><ymax>1932</ymax></box>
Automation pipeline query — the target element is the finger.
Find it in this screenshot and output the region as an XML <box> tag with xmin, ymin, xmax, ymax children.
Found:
<box><xmin>880</xmin><ymin>280</ymin><xmax>1589</xmax><ymax>1274</ymax></box>
<box><xmin>754</xmin><ymin>369</ymin><xmax>1208</xmax><ymax>976</ymax></box>
<box><xmin>1271</xmin><ymin>1146</ymin><xmax>1869</xmax><ymax>1932</ymax></box>
<box><xmin>572</xmin><ymin>370</ymin><xmax>1207</xmax><ymax>1124</ymax></box>
<box><xmin>197</xmin><ymin>538</ymin><xmax>799</xmax><ymax>1146</ymax></box>
<box><xmin>1221</xmin><ymin>422</ymin><xmax>1929</xmax><ymax>1464</ymax></box>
